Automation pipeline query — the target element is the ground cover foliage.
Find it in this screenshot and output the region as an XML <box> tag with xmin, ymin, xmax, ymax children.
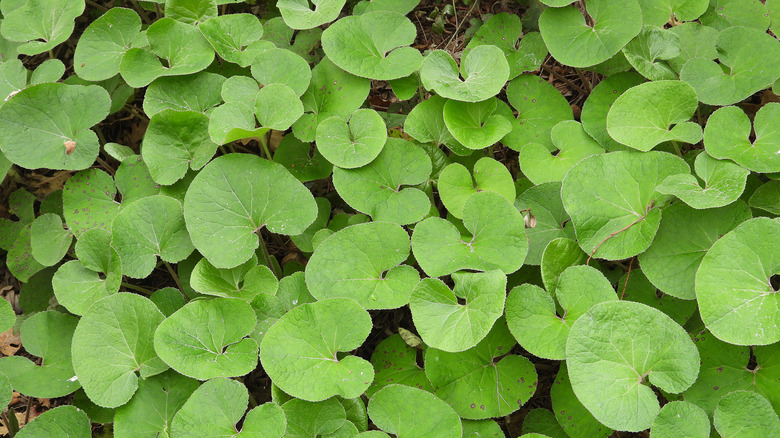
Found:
<box><xmin>0</xmin><ymin>0</ymin><xmax>778</xmax><ymax>436</ymax></box>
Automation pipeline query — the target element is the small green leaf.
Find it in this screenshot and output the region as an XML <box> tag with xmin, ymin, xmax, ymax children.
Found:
<box><xmin>208</xmin><ymin>101</ymin><xmax>267</xmax><ymax>145</ymax></box>
<box><xmin>580</xmin><ymin>72</ymin><xmax>646</xmax><ymax>151</ymax></box>
<box><xmin>696</xmin><ymin>217</ymin><xmax>780</xmax><ymax>345</ymax></box>
<box><xmin>521</xmin><ymin>409</ymin><xmax>567</xmax><ymax>438</ymax></box>
<box><xmin>251</xmin><ymin>48</ymin><xmax>311</xmax><ymax>96</ymax></box>
<box><xmin>462</xmin><ymin>419</ymin><xmax>506</xmax><ymax>438</ymax></box>
<box><xmin>71</xmin><ymin>293</ymin><xmax>168</xmax><ymax>408</ymax></box>
<box><xmin>30</xmin><ymin>213</ymin><xmax>72</xmax><ymax>267</ymax></box>
<box><xmin>199</xmin><ymin>14</ymin><xmax>267</xmax><ymax>67</ymax></box>
<box><xmin>63</xmin><ymin>168</ymin><xmax>120</xmax><ymax>237</ymax></box>
<box><xmin>621</xmin><ymin>26</ymin><xmax>681</xmax><ymax>81</ymax></box>
<box><xmin>566</xmin><ymin>300</ymin><xmax>700</xmax><ymax>432</ymax></box>
<box><xmin>420</xmin><ymin>45</ymin><xmax>509</xmax><ymax>102</ymax></box>
<box><xmin>278</xmin><ymin>0</ymin><xmax>346</xmax><ymax>30</ymax></box>
<box><xmin>255</xmin><ymin>83</ymin><xmax>304</xmax><ymax>130</ymax></box>
<box><xmin>606</xmin><ymin>80</ymin><xmax>701</xmax><ymax>152</ymax></box>
<box><xmin>322</xmin><ymin>12</ymin><xmax>423</xmax><ymax>80</ymax></box>
<box><xmin>438</xmin><ymin>157</ymin><xmax>515</xmax><ymax>219</ymax></box>
<box><xmin>650</xmin><ymin>401</ymin><xmax>709</xmax><ymax>438</ymax></box>
<box><xmin>551</xmin><ymin>363</ymin><xmax>612</xmax><ymax>438</ymax></box>
<box><xmin>700</xmin><ymin>0</ymin><xmax>770</xmax><ymax>30</ymax></box>
<box><xmin>368</xmin><ymin>385</ymin><xmax>462</xmax><ymax>437</ymax></box>
<box><xmin>260</xmin><ymin>298</ymin><xmax>374</xmax><ymax>401</ymax></box>
<box><xmin>703</xmin><ymin>103</ymin><xmax>780</xmax><ymax>173</ymax></box>
<box><xmin>519</xmin><ymin>120</ymin><xmax>604</xmax><ymax>185</ymax></box>
<box><xmin>143</xmin><ymin>72</ymin><xmax>226</xmax><ymax>117</ymax></box>
<box><xmin>656</xmin><ymin>151</ymin><xmax>750</xmax><ymax>209</ymax></box>
<box><xmin>411</xmin><ymin>270</ymin><xmax>506</xmax><ymax>352</ymax></box>
<box><xmin>0</xmin><ymin>0</ymin><xmax>84</xmax><ymax>55</ymax></box>
<box><xmin>154</xmin><ymin>298</ymin><xmax>258</xmax><ymax>380</ymax></box>
<box><xmin>190</xmin><ymin>256</ymin><xmax>277</xmax><ymax>301</ymax></box>
<box><xmin>366</xmin><ymin>334</ymin><xmax>432</xmax><ymax>398</ymax></box>
<box><xmin>150</xmin><ymin>287</ymin><xmax>186</xmax><ymax>317</ymax></box>
<box><xmin>425</xmin><ymin>319</ymin><xmax>537</xmax><ymax>419</ymax></box>
<box><xmin>0</xmin><ymin>311</ymin><xmax>80</xmax><ymax>398</ymax></box>
<box><xmin>667</xmin><ymin>22</ymin><xmax>719</xmax><ymax>73</ymax></box>
<box><xmin>412</xmin><ymin>191</ymin><xmax>528</xmax><ymax>277</ymax></box>
<box><xmin>184</xmin><ymin>153</ymin><xmax>317</xmax><ymax>268</ymax></box>
<box><xmin>404</xmin><ymin>95</ymin><xmax>467</xmax><ymax>154</ymax></box>
<box><xmin>502</xmin><ymin>74</ymin><xmax>574</xmax><ymax>151</ymax></box>
<box><xmin>15</xmin><ymin>406</ymin><xmax>90</xmax><ymax>438</ymax></box>
<box><xmin>316</xmin><ymin>108</ymin><xmax>387</xmax><ymax>169</ymax></box>
<box><xmin>465</xmin><ymin>13</ymin><xmax>547</xmax><ymax>79</ymax></box>
<box><xmin>74</xmin><ymin>8</ymin><xmax>141</xmax><ymax>81</ymax></box>
<box><xmin>305</xmin><ymin>221</ymin><xmax>419</xmax><ymax>309</ymax></box>
<box><xmin>713</xmin><ymin>391</ymin><xmax>780</xmax><ymax>438</ymax></box>
<box><xmin>0</xmin><ymin>299</ymin><xmax>13</xmax><ymax>333</ymax></box>
<box><xmin>0</xmin><ymin>83</ymin><xmax>110</xmax><ymax>170</ymax></box>
<box><xmin>442</xmin><ymin>98</ymin><xmax>512</xmax><ymax>150</ymax></box>
<box><xmin>261</xmin><ymin>17</ymin><xmax>323</xmax><ymax>63</ymax></box>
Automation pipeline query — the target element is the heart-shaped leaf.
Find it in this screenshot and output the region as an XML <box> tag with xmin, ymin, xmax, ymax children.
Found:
<box><xmin>74</xmin><ymin>7</ymin><xmax>141</xmax><ymax>81</ymax></box>
<box><xmin>15</xmin><ymin>406</ymin><xmax>90</xmax><ymax>438</ymax></box>
<box><xmin>404</xmin><ymin>95</ymin><xmax>467</xmax><ymax>154</ymax></box>
<box><xmin>305</xmin><ymin>221</ymin><xmax>419</xmax><ymax>309</ymax></box>
<box><xmin>650</xmin><ymin>401</ymin><xmax>709</xmax><ymax>438</ymax></box>
<box><xmin>261</xmin><ymin>17</ymin><xmax>323</xmax><ymax>63</ymax></box>
<box><xmin>0</xmin><ymin>83</ymin><xmax>110</xmax><ymax>170</ymax></box>
<box><xmin>420</xmin><ymin>45</ymin><xmax>509</xmax><ymax>102</ymax></box>
<box><xmin>507</xmin><ymin>265</ymin><xmax>616</xmax><ymax>360</ymax></box>
<box><xmin>680</xmin><ymin>26</ymin><xmax>780</xmax><ymax>105</ymax></box>
<box><xmin>566</xmin><ymin>300</ymin><xmax>700</xmax><ymax>432</ymax></box>
<box><xmin>332</xmin><ymin>138</ymin><xmax>431</xmax><ymax>225</ymax></box>
<box><xmin>621</xmin><ymin>26</ymin><xmax>681</xmax><ymax>81</ymax></box>
<box><xmin>606</xmin><ymin>80</ymin><xmax>702</xmax><ymax>152</ymax></box>
<box><xmin>154</xmin><ymin>297</ymin><xmax>259</xmax><ymax>379</ymax></box>
<box><xmin>255</xmin><ymin>83</ymin><xmax>304</xmax><ymax>131</ymax></box>
<box><xmin>437</xmin><ymin>157</ymin><xmax>515</xmax><ymax>219</ymax></box>
<box><xmin>278</xmin><ymin>0</ymin><xmax>346</xmax><ymax>30</ymax></box>
<box><xmin>656</xmin><ymin>151</ymin><xmax>750</xmax><ymax>209</ymax></box>
<box><xmin>143</xmin><ymin>72</ymin><xmax>226</xmax><ymax>117</ymax></box>
<box><xmin>551</xmin><ymin>362</ymin><xmax>613</xmax><ymax>438</ymax></box>
<box><xmin>700</xmin><ymin>0</ymin><xmax>770</xmax><ymax>31</ymax></box>
<box><xmin>425</xmin><ymin>319</ymin><xmax>537</xmax><ymax>419</ymax></box>
<box><xmin>502</xmin><ymin>74</ymin><xmax>574</xmax><ymax>151</ymax></box>
<box><xmin>465</xmin><ymin>13</ymin><xmax>547</xmax><ymax>79</ymax></box>
<box><xmin>638</xmin><ymin>0</ymin><xmax>709</xmax><ymax>26</ymax></box>
<box><xmin>713</xmin><ymin>391</ymin><xmax>780</xmax><ymax>438</ymax></box>
<box><xmin>667</xmin><ymin>22</ymin><xmax>719</xmax><ymax>73</ymax></box>
<box><xmin>30</xmin><ymin>213</ymin><xmax>72</xmax><ymax>267</ymax></box>
<box><xmin>368</xmin><ymin>385</ymin><xmax>462</xmax><ymax>437</ymax></box>
<box><xmin>260</xmin><ymin>297</ymin><xmax>374</xmax><ymax>401</ymax></box>
<box><xmin>199</xmin><ymin>13</ymin><xmax>266</xmax><ymax>67</ymax></box>
<box><xmin>581</xmin><ymin>72</ymin><xmax>646</xmax><ymax>151</ymax></box>
<box><xmin>442</xmin><ymin>98</ymin><xmax>513</xmax><ymax>150</ymax></box>
<box><xmin>411</xmin><ymin>270</ymin><xmax>506</xmax><ymax>352</ymax></box>
<box><xmin>519</xmin><ymin>120</ymin><xmax>604</xmax><ymax>185</ymax></box>
<box><xmin>696</xmin><ymin>217</ymin><xmax>780</xmax><ymax>345</ymax></box>
<box><xmin>703</xmin><ymin>103</ymin><xmax>780</xmax><ymax>173</ymax></box>
<box><xmin>0</xmin><ymin>0</ymin><xmax>84</xmax><ymax>55</ymax></box>
<box><xmin>184</xmin><ymin>153</ymin><xmax>317</xmax><ymax>268</ymax></box>
<box><xmin>413</xmin><ymin>191</ymin><xmax>528</xmax><ymax>277</ymax></box>
<box><xmin>323</xmin><ymin>11</ymin><xmax>422</xmax><ymax>80</ymax></box>
<box><xmin>539</xmin><ymin>0</ymin><xmax>642</xmax><ymax>67</ymax></box>
<box><xmin>71</xmin><ymin>293</ymin><xmax>168</xmax><ymax>408</ymax></box>
<box><xmin>561</xmin><ymin>151</ymin><xmax>689</xmax><ymax>260</ymax></box>
<box><xmin>190</xmin><ymin>256</ymin><xmax>277</xmax><ymax>301</ymax></box>
<box><xmin>366</xmin><ymin>334</ymin><xmax>432</xmax><ymax>398</ymax></box>
<box><xmin>316</xmin><ymin>108</ymin><xmax>387</xmax><ymax>168</ymax></box>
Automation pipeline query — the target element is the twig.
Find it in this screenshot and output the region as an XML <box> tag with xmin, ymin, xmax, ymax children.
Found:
<box><xmin>574</xmin><ymin>68</ymin><xmax>592</xmax><ymax>92</ymax></box>
<box><xmin>129</xmin><ymin>0</ymin><xmax>153</xmax><ymax>25</ymax></box>
<box><xmin>121</xmin><ymin>282</ymin><xmax>153</xmax><ymax>295</ymax></box>
<box><xmin>444</xmin><ymin>0</ymin><xmax>479</xmax><ymax>51</ymax></box>
<box><xmin>540</xmin><ymin>64</ymin><xmax>589</xmax><ymax>96</ymax></box>
<box><xmin>123</xmin><ymin>104</ymin><xmax>150</xmax><ymax>123</ymax></box>
<box><xmin>85</xmin><ymin>0</ymin><xmax>109</xmax><ymax>12</ymax></box>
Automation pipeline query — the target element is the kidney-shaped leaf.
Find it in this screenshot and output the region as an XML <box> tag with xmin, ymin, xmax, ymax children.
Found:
<box><xmin>519</xmin><ymin>120</ymin><xmax>604</xmax><ymax>185</ymax></box>
<box><xmin>316</xmin><ymin>108</ymin><xmax>387</xmax><ymax>169</ymax></box>
<box><xmin>368</xmin><ymin>385</ymin><xmax>462</xmax><ymax>438</ymax></box>
<box><xmin>465</xmin><ymin>13</ymin><xmax>548</xmax><ymax>79</ymax></box>
<box><xmin>199</xmin><ymin>13</ymin><xmax>266</xmax><ymax>67</ymax></box>
<box><xmin>656</xmin><ymin>151</ymin><xmax>750</xmax><ymax>209</ymax></box>
<box><xmin>0</xmin><ymin>0</ymin><xmax>84</xmax><ymax>55</ymax></box>
<box><xmin>260</xmin><ymin>298</ymin><xmax>374</xmax><ymax>401</ymax></box>
<box><xmin>437</xmin><ymin>157</ymin><xmax>515</xmax><ymax>219</ymax></box>
<box><xmin>420</xmin><ymin>45</ymin><xmax>509</xmax><ymax>102</ymax></box>
<box><xmin>703</xmin><ymin>103</ymin><xmax>780</xmax><ymax>173</ymax></box>
<box><xmin>366</xmin><ymin>334</ymin><xmax>432</xmax><ymax>398</ymax></box>
<box><xmin>184</xmin><ymin>153</ymin><xmax>317</xmax><ymax>268</ymax></box>
<box><xmin>621</xmin><ymin>25</ymin><xmax>681</xmax><ymax>81</ymax></box>
<box><xmin>154</xmin><ymin>298</ymin><xmax>258</xmax><ymax>380</ymax></box>
<box><xmin>696</xmin><ymin>217</ymin><xmax>780</xmax><ymax>346</ymax></box>
<box><xmin>74</xmin><ymin>7</ymin><xmax>141</xmax><ymax>81</ymax></box>
<box><xmin>566</xmin><ymin>300</ymin><xmax>700</xmax><ymax>432</ymax></box>
<box><xmin>442</xmin><ymin>98</ymin><xmax>512</xmax><ymax>151</ymax></box>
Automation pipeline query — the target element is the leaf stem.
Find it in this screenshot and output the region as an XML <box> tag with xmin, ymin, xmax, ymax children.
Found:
<box><xmin>258</xmin><ymin>135</ymin><xmax>272</xmax><ymax>160</ymax></box>
<box><xmin>540</xmin><ymin>64</ymin><xmax>589</xmax><ymax>96</ymax></box>
<box><xmin>121</xmin><ymin>282</ymin><xmax>153</xmax><ymax>295</ymax></box>
<box><xmin>586</xmin><ymin>213</ymin><xmax>649</xmax><ymax>265</ymax></box>
<box><xmin>259</xmin><ymin>235</ymin><xmax>281</xmax><ymax>279</ymax></box>
<box><xmin>163</xmin><ymin>261</ymin><xmax>189</xmax><ymax>300</ymax></box>
<box><xmin>1</xmin><ymin>409</ymin><xmax>18</xmax><ymax>436</ymax></box>
<box><xmin>85</xmin><ymin>0</ymin><xmax>109</xmax><ymax>12</ymax></box>
<box><xmin>670</xmin><ymin>140</ymin><xmax>682</xmax><ymax>157</ymax></box>
<box><xmin>620</xmin><ymin>257</ymin><xmax>634</xmax><ymax>300</ymax></box>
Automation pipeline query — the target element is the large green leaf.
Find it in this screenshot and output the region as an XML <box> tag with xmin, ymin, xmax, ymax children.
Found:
<box><xmin>368</xmin><ymin>385</ymin><xmax>462</xmax><ymax>437</ymax></box>
<box><xmin>420</xmin><ymin>45</ymin><xmax>509</xmax><ymax>102</ymax></box>
<box><xmin>703</xmin><ymin>103</ymin><xmax>780</xmax><ymax>173</ymax></box>
<box><xmin>366</xmin><ymin>334</ymin><xmax>432</xmax><ymax>398</ymax></box>
<box><xmin>154</xmin><ymin>297</ymin><xmax>259</xmax><ymax>380</ymax></box>
<box><xmin>0</xmin><ymin>0</ymin><xmax>84</xmax><ymax>55</ymax></box>
<box><xmin>561</xmin><ymin>151</ymin><xmax>689</xmax><ymax>260</ymax></box>
<box><xmin>566</xmin><ymin>300</ymin><xmax>700</xmax><ymax>432</ymax></box>
<box><xmin>74</xmin><ymin>7</ymin><xmax>141</xmax><ymax>81</ymax></box>
<box><xmin>30</xmin><ymin>213</ymin><xmax>72</xmax><ymax>267</ymax></box>
<box><xmin>696</xmin><ymin>217</ymin><xmax>780</xmax><ymax>345</ymax></box>
<box><xmin>403</xmin><ymin>95</ymin><xmax>467</xmax><ymax>154</ymax></box>
<box><xmin>251</xmin><ymin>48</ymin><xmax>311</xmax><ymax>96</ymax></box>
<box><xmin>184</xmin><ymin>153</ymin><xmax>317</xmax><ymax>268</ymax></box>
<box><xmin>71</xmin><ymin>293</ymin><xmax>168</xmax><ymax>408</ymax></box>
<box><xmin>502</xmin><ymin>74</ymin><xmax>573</xmax><ymax>151</ymax></box>
<box><xmin>260</xmin><ymin>298</ymin><xmax>374</xmax><ymax>401</ymax></box>
<box><xmin>63</xmin><ymin>168</ymin><xmax>120</xmax><ymax>237</ymax></box>
<box><xmin>638</xmin><ymin>0</ymin><xmax>709</xmax><ymax>26</ymax></box>
<box><xmin>0</xmin><ymin>83</ymin><xmax>110</xmax><ymax>170</ymax></box>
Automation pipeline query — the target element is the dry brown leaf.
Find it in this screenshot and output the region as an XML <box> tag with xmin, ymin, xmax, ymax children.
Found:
<box><xmin>0</xmin><ymin>411</ymin><xmax>27</xmax><ymax>435</ymax></box>
<box><xmin>0</xmin><ymin>328</ymin><xmax>21</xmax><ymax>356</ymax></box>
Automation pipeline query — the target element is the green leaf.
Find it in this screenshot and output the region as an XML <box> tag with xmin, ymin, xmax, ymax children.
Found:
<box><xmin>255</xmin><ymin>83</ymin><xmax>304</xmax><ymax>130</ymax></box>
<box><xmin>502</xmin><ymin>74</ymin><xmax>574</xmax><ymax>151</ymax></box>
<box><xmin>322</xmin><ymin>12</ymin><xmax>423</xmax><ymax>80</ymax></box>
<box><xmin>142</xmin><ymin>109</ymin><xmax>218</xmax><ymax>185</ymax></box>
<box><xmin>150</xmin><ymin>287</ymin><xmax>186</xmax><ymax>317</ymax></box>
<box><xmin>667</xmin><ymin>22</ymin><xmax>719</xmax><ymax>73</ymax></box>
<box><xmin>0</xmin><ymin>299</ymin><xmax>13</xmax><ymax>333</ymax></box>
<box><xmin>680</xmin><ymin>26</ymin><xmax>780</xmax><ymax>105</ymax></box>
<box><xmin>618</xmin><ymin>269</ymin><xmax>696</xmax><ymax>326</ymax></box>
<box><xmin>506</xmin><ymin>265</ymin><xmax>616</xmax><ymax>360</ymax></box>
<box><xmin>465</xmin><ymin>13</ymin><xmax>548</xmax><ymax>79</ymax></box>
<box><xmin>462</xmin><ymin>419</ymin><xmax>506</xmax><ymax>438</ymax></box>
<box><xmin>290</xmin><ymin>197</ymin><xmax>331</xmax><ymax>252</ymax></box>
<box><xmin>251</xmin><ymin>48</ymin><xmax>311</xmax><ymax>96</ymax></box>
<box><xmin>332</xmin><ymin>138</ymin><xmax>432</xmax><ymax>225</ymax></box>
<box><xmin>184</xmin><ymin>153</ymin><xmax>317</xmax><ymax>268</ymax></box>
<box><xmin>539</xmin><ymin>0</ymin><xmax>642</xmax><ymax>67</ymax></box>
<box><xmin>190</xmin><ymin>256</ymin><xmax>277</xmax><ymax>301</ymax></box>
<box><xmin>278</xmin><ymin>0</ymin><xmax>346</xmax><ymax>30</ymax></box>
<box><xmin>368</xmin><ymin>385</ymin><xmax>462</xmax><ymax>437</ymax></box>
<box><xmin>29</xmin><ymin>59</ymin><xmax>64</xmax><ymax>84</ymax></box>
<box><xmin>111</xmin><ymin>195</ymin><xmax>193</xmax><ymax>279</ymax></box>
<box><xmin>404</xmin><ymin>95</ymin><xmax>467</xmax><ymax>154</ymax></box>
<box><xmin>143</xmin><ymin>72</ymin><xmax>226</xmax><ymax>117</ymax></box>
<box><xmin>580</xmin><ymin>72</ymin><xmax>646</xmax><ymax>151</ymax></box>
<box><xmin>650</xmin><ymin>401</ymin><xmax>709</xmax><ymax>438</ymax></box>
<box><xmin>696</xmin><ymin>217</ymin><xmax>780</xmax><ymax>345</ymax></box>
<box><xmin>52</xmin><ymin>237</ymin><xmax>123</xmax><ymax>315</ymax></box>
<box><xmin>606</xmin><ymin>80</ymin><xmax>701</xmax><ymax>152</ymax></box>
<box><xmin>713</xmin><ymin>391</ymin><xmax>780</xmax><ymax>438</ymax></box>
<box><xmin>282</xmin><ymin>398</ymin><xmax>345</xmax><ymax>437</ymax></box>
<box><xmin>171</xmin><ymin>378</ymin><xmax>286</xmax><ymax>437</ymax></box>
<box><xmin>703</xmin><ymin>103</ymin><xmax>780</xmax><ymax>173</ymax></box>
<box><xmin>621</xmin><ymin>26</ymin><xmax>681</xmax><ymax>81</ymax></box>
<box><xmin>154</xmin><ymin>297</ymin><xmax>258</xmax><ymax>380</ymax></box>
<box><xmin>305</xmin><ymin>221</ymin><xmax>418</xmax><ymax>309</ymax></box>
<box><xmin>0</xmin><ymin>83</ymin><xmax>110</xmax><ymax>170</ymax></box>
<box><xmin>261</xmin><ymin>16</ymin><xmax>323</xmax><ymax>63</ymax></box>
<box><xmin>316</xmin><ymin>108</ymin><xmax>387</xmax><ymax>168</ymax></box>
<box><xmin>15</xmin><ymin>406</ymin><xmax>90</xmax><ymax>438</ymax></box>
<box><xmin>6</xmin><ymin>222</ymin><xmax>44</xmax><ymax>282</ymax></box>
<box><xmin>0</xmin><ymin>0</ymin><xmax>84</xmax><ymax>55</ymax></box>
<box><xmin>19</xmin><ymin>267</ymin><xmax>56</xmax><ymax>313</ymax></box>
<box><xmin>0</xmin><ymin>311</ymin><xmax>79</xmax><ymax>398</ymax></box>
<box><xmin>412</xmin><ymin>191</ymin><xmax>528</xmax><ymax>277</ymax></box>
<box><xmin>561</xmin><ymin>151</ymin><xmax>689</xmax><ymax>260</ymax></box>
<box><xmin>0</xmin><ymin>372</ymin><xmax>10</xmax><ymax>412</ymax></box>
<box><xmin>273</xmin><ymin>134</ymin><xmax>333</xmax><ymax>182</ymax></box>
<box><xmin>73</xmin><ymin>224</ymin><xmax>121</xmax><ymax>281</ymax></box>
<box><xmin>366</xmin><ymin>334</ymin><xmax>432</xmax><ymax>398</ymax></box>
<box><xmin>550</xmin><ymin>363</ymin><xmax>612</xmax><ymax>438</ymax></box>
<box><xmin>656</xmin><ymin>151</ymin><xmax>750</xmax><ymax>209</ymax></box>
<box><xmin>442</xmin><ymin>98</ymin><xmax>512</xmax><ymax>150</ymax></box>
<box><xmin>120</xmin><ymin>18</ymin><xmax>215</xmax><ymax>88</ymax></box>
<box><xmin>411</xmin><ymin>270</ymin><xmax>506</xmax><ymax>352</ymax></box>
<box><xmin>420</xmin><ymin>45</ymin><xmax>509</xmax><ymax>102</ymax></box>
<box><xmin>74</xmin><ymin>8</ymin><xmax>141</xmax><ymax>81</ymax></box>
<box><xmin>199</xmin><ymin>14</ymin><xmax>267</xmax><ymax>67</ymax></box>
<box><xmin>63</xmin><ymin>168</ymin><xmax>120</xmax><ymax>237</ymax></box>
<box><xmin>208</xmin><ymin>102</ymin><xmax>267</xmax><ymax>145</ymax></box>
<box><xmin>260</xmin><ymin>297</ymin><xmax>374</xmax><ymax>401</ymax></box>
<box><xmin>437</xmin><ymin>157</ymin><xmax>515</xmax><ymax>219</ymax></box>
<box><xmin>30</xmin><ymin>213</ymin><xmax>72</xmax><ymax>267</ymax></box>
<box><xmin>700</xmin><ymin>0</ymin><xmax>770</xmax><ymax>30</ymax></box>
<box><xmin>165</xmin><ymin>0</ymin><xmax>217</xmax><ymax>24</ymax></box>
<box><xmin>638</xmin><ymin>0</ymin><xmax>709</xmax><ymax>26</ymax></box>
<box><xmin>519</xmin><ymin>120</ymin><xmax>604</xmax><ymax>185</ymax></box>
<box><xmin>425</xmin><ymin>319</ymin><xmax>537</xmax><ymax>419</ymax></box>
<box><xmin>114</xmin><ymin>370</ymin><xmax>199</xmax><ymax>438</ymax></box>
<box><xmin>353</xmin><ymin>0</ymin><xmax>419</xmax><ymax>15</ymax></box>
<box><xmin>750</xmin><ymin>180</ymin><xmax>780</xmax><ymax>215</ymax></box>
<box><xmin>566</xmin><ymin>300</ymin><xmax>700</xmax><ymax>432</ymax></box>
<box><xmin>71</xmin><ymin>293</ymin><xmax>168</xmax><ymax>408</ymax></box>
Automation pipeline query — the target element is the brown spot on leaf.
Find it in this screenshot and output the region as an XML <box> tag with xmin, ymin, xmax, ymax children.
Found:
<box><xmin>64</xmin><ymin>140</ymin><xmax>76</xmax><ymax>155</ymax></box>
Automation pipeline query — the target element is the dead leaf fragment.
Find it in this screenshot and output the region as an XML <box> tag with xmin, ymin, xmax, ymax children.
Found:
<box><xmin>64</xmin><ymin>140</ymin><xmax>76</xmax><ymax>155</ymax></box>
<box><xmin>0</xmin><ymin>328</ymin><xmax>21</xmax><ymax>356</ymax></box>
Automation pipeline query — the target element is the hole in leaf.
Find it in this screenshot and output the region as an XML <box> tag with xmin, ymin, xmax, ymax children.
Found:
<box><xmin>747</xmin><ymin>348</ymin><xmax>759</xmax><ymax>371</ymax></box>
<box><xmin>769</xmin><ymin>274</ymin><xmax>779</xmax><ymax>292</ymax></box>
<box><xmin>456</xmin><ymin>297</ymin><xmax>466</xmax><ymax>306</ymax></box>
